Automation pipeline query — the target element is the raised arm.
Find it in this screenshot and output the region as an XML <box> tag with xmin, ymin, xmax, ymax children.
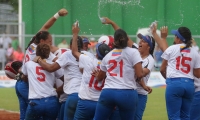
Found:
<box><xmin>39</xmin><ymin>8</ymin><xmax>68</xmax><ymax>31</ymax></box>
<box><xmin>151</xmin><ymin>24</ymin><xmax>168</xmax><ymax>52</ymax></box>
<box><xmin>101</xmin><ymin>17</ymin><xmax>120</xmax><ymax>31</ymax></box>
<box><xmin>71</xmin><ymin>22</ymin><xmax>81</xmax><ymax>61</ymax></box>
<box><xmin>101</xmin><ymin>17</ymin><xmax>134</xmax><ymax>47</ymax></box>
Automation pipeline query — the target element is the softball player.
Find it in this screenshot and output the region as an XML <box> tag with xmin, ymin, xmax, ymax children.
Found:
<box><xmin>52</xmin><ymin>46</ymin><xmax>68</xmax><ymax>120</ymax></box>
<box><xmin>34</xmin><ymin>36</ymin><xmax>84</xmax><ymax>120</ymax></box>
<box><xmin>22</xmin><ymin>43</ymin><xmax>64</xmax><ymax>120</ymax></box>
<box><xmin>15</xmin><ymin>8</ymin><xmax>68</xmax><ymax>120</ymax></box>
<box><xmin>93</xmin><ymin>29</ymin><xmax>143</xmax><ymax>120</ymax></box>
<box><xmin>190</xmin><ymin>77</ymin><xmax>200</xmax><ymax>120</ymax></box>
<box><xmin>101</xmin><ymin>17</ymin><xmax>156</xmax><ymax>120</ymax></box>
<box><xmin>134</xmin><ymin>34</ymin><xmax>155</xmax><ymax>120</ymax></box>
<box><xmin>71</xmin><ymin>23</ymin><xmax>111</xmax><ymax>120</ymax></box>
<box><xmin>160</xmin><ymin>27</ymin><xmax>200</xmax><ymax>120</ymax></box>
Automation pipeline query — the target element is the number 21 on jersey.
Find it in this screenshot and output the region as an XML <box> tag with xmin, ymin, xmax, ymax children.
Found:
<box><xmin>108</xmin><ymin>59</ymin><xmax>123</xmax><ymax>77</ymax></box>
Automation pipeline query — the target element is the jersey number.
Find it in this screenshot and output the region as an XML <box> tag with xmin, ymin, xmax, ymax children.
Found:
<box><xmin>108</xmin><ymin>60</ymin><xmax>123</xmax><ymax>77</ymax></box>
<box><xmin>176</xmin><ymin>56</ymin><xmax>192</xmax><ymax>74</ymax></box>
<box><xmin>36</xmin><ymin>66</ymin><xmax>45</xmax><ymax>82</ymax></box>
<box><xmin>89</xmin><ymin>75</ymin><xmax>105</xmax><ymax>91</ymax></box>
<box><xmin>25</xmin><ymin>54</ymin><xmax>30</xmax><ymax>63</ymax></box>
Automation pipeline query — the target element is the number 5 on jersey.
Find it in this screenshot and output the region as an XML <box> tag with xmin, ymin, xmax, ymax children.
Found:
<box><xmin>108</xmin><ymin>60</ymin><xmax>123</xmax><ymax>77</ymax></box>
<box><xmin>36</xmin><ymin>66</ymin><xmax>46</xmax><ymax>82</ymax></box>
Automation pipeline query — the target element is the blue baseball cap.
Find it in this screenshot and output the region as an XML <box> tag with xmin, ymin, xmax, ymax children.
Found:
<box><xmin>171</xmin><ymin>30</ymin><xmax>185</xmax><ymax>42</ymax></box>
<box><xmin>137</xmin><ymin>33</ymin><xmax>153</xmax><ymax>50</ymax></box>
<box><xmin>82</xmin><ymin>38</ymin><xmax>91</xmax><ymax>45</ymax></box>
<box><xmin>96</xmin><ymin>43</ymin><xmax>110</xmax><ymax>60</ymax></box>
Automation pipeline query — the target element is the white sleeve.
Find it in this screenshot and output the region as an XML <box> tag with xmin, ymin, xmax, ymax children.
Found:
<box><xmin>133</xmin><ymin>43</ymin><xmax>139</xmax><ymax>49</ymax></box>
<box><xmin>21</xmin><ymin>64</ymin><xmax>27</xmax><ymax>75</ymax></box>
<box><xmin>194</xmin><ymin>54</ymin><xmax>200</xmax><ymax>69</ymax></box>
<box><xmin>55</xmin><ymin>79</ymin><xmax>63</xmax><ymax>88</ymax></box>
<box><xmin>48</xmin><ymin>52</ymin><xmax>56</xmax><ymax>61</ymax></box>
<box><xmin>147</xmin><ymin>57</ymin><xmax>155</xmax><ymax>71</ymax></box>
<box><xmin>100</xmin><ymin>57</ymin><xmax>107</xmax><ymax>72</ymax></box>
<box><xmin>131</xmin><ymin>49</ymin><xmax>142</xmax><ymax>66</ymax></box>
<box><xmin>55</xmin><ymin>68</ymin><xmax>64</xmax><ymax>79</ymax></box>
<box><xmin>161</xmin><ymin>46</ymin><xmax>172</xmax><ymax>60</ymax></box>
<box><xmin>81</xmin><ymin>51</ymin><xmax>95</xmax><ymax>58</ymax></box>
<box><xmin>56</xmin><ymin>52</ymin><xmax>70</xmax><ymax>68</ymax></box>
<box><xmin>79</xmin><ymin>54</ymin><xmax>91</xmax><ymax>69</ymax></box>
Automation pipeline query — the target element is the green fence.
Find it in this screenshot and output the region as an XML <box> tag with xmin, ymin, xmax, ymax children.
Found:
<box><xmin>22</xmin><ymin>0</ymin><xmax>200</xmax><ymax>46</ymax></box>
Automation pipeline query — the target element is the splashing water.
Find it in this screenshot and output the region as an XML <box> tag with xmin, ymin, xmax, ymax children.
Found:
<box><xmin>98</xmin><ymin>0</ymin><xmax>143</xmax><ymax>19</ymax></box>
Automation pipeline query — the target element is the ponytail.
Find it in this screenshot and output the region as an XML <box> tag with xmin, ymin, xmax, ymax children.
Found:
<box><xmin>178</xmin><ymin>27</ymin><xmax>192</xmax><ymax>52</ymax></box>
<box><xmin>25</xmin><ymin>36</ymin><xmax>35</xmax><ymax>50</ymax></box>
<box><xmin>149</xmin><ymin>36</ymin><xmax>155</xmax><ymax>57</ymax></box>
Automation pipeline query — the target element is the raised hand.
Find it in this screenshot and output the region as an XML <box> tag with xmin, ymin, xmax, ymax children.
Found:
<box><xmin>58</xmin><ymin>8</ymin><xmax>68</xmax><ymax>16</ymax></box>
<box><xmin>101</xmin><ymin>17</ymin><xmax>113</xmax><ymax>24</ymax></box>
<box><xmin>150</xmin><ymin>22</ymin><xmax>157</xmax><ymax>34</ymax></box>
<box><xmin>72</xmin><ymin>21</ymin><xmax>80</xmax><ymax>35</ymax></box>
<box><xmin>160</xmin><ymin>26</ymin><xmax>168</xmax><ymax>39</ymax></box>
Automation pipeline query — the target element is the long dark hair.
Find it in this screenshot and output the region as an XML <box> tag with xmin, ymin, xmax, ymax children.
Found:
<box><xmin>70</xmin><ymin>36</ymin><xmax>83</xmax><ymax>52</ymax></box>
<box><xmin>149</xmin><ymin>36</ymin><xmax>155</xmax><ymax>57</ymax></box>
<box><xmin>178</xmin><ymin>27</ymin><xmax>192</xmax><ymax>52</ymax></box>
<box><xmin>113</xmin><ymin>29</ymin><xmax>128</xmax><ymax>49</ymax></box>
<box><xmin>25</xmin><ymin>31</ymin><xmax>50</xmax><ymax>50</ymax></box>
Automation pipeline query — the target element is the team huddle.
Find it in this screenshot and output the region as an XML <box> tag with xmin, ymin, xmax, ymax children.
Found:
<box><xmin>4</xmin><ymin>8</ymin><xmax>200</xmax><ymax>120</ymax></box>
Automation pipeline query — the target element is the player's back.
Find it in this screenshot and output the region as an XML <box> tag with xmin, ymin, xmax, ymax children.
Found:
<box><xmin>79</xmin><ymin>55</ymin><xmax>104</xmax><ymax>101</ymax></box>
<box><xmin>101</xmin><ymin>47</ymin><xmax>142</xmax><ymax>90</ymax></box>
<box><xmin>24</xmin><ymin>60</ymin><xmax>62</xmax><ymax>99</ymax></box>
<box><xmin>162</xmin><ymin>44</ymin><xmax>200</xmax><ymax>79</ymax></box>
<box><xmin>56</xmin><ymin>51</ymin><xmax>82</xmax><ymax>95</ymax></box>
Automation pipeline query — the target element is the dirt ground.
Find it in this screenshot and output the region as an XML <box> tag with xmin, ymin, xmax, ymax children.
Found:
<box><xmin>0</xmin><ymin>110</ymin><xmax>19</xmax><ymax>120</ymax></box>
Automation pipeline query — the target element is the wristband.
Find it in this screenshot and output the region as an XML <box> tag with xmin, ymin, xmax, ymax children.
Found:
<box><xmin>54</xmin><ymin>13</ymin><xmax>60</xmax><ymax>19</ymax></box>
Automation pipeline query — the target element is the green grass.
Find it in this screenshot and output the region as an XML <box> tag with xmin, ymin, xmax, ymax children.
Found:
<box><xmin>0</xmin><ymin>88</ymin><xmax>19</xmax><ymax>112</ymax></box>
<box><xmin>143</xmin><ymin>87</ymin><xmax>167</xmax><ymax>120</ymax></box>
<box><xmin>0</xmin><ymin>87</ymin><xmax>167</xmax><ymax>119</ymax></box>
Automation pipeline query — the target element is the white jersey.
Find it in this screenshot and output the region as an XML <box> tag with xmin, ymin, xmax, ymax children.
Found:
<box><xmin>101</xmin><ymin>47</ymin><xmax>142</xmax><ymax>89</ymax></box>
<box><xmin>136</xmin><ymin>55</ymin><xmax>155</xmax><ymax>95</ymax></box>
<box><xmin>54</xmin><ymin>48</ymin><xmax>69</xmax><ymax>102</ymax></box>
<box><xmin>22</xmin><ymin>61</ymin><xmax>63</xmax><ymax>99</ymax></box>
<box><xmin>78</xmin><ymin>54</ymin><xmax>104</xmax><ymax>101</ymax></box>
<box><xmin>56</xmin><ymin>51</ymin><xmax>82</xmax><ymax>95</ymax></box>
<box><xmin>161</xmin><ymin>44</ymin><xmax>200</xmax><ymax>79</ymax></box>
<box><xmin>54</xmin><ymin>48</ymin><xmax>70</xmax><ymax>57</ymax></box>
<box><xmin>81</xmin><ymin>50</ymin><xmax>95</xmax><ymax>59</ymax></box>
<box><xmin>55</xmin><ymin>78</ymin><xmax>68</xmax><ymax>102</ymax></box>
<box><xmin>194</xmin><ymin>77</ymin><xmax>200</xmax><ymax>92</ymax></box>
<box><xmin>22</xmin><ymin>43</ymin><xmax>56</xmax><ymax>66</ymax></box>
<box><xmin>194</xmin><ymin>55</ymin><xmax>200</xmax><ymax>92</ymax></box>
